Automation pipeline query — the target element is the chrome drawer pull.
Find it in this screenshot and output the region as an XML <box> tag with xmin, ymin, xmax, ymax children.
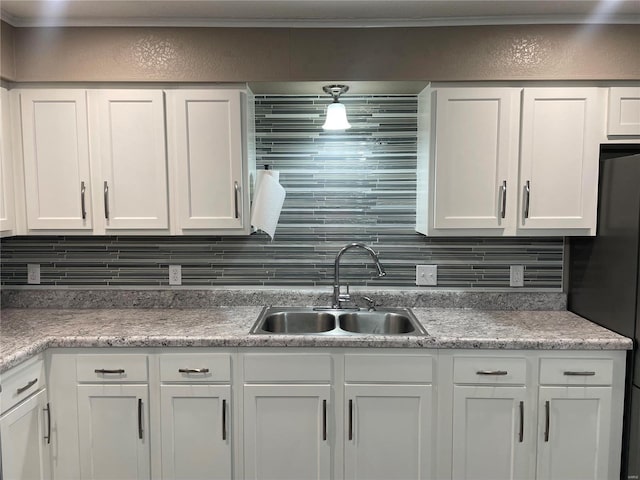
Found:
<box><xmin>544</xmin><ymin>400</ymin><xmax>550</xmax><ymax>442</ymax></box>
<box><xmin>103</xmin><ymin>181</ymin><xmax>110</xmax><ymax>220</ymax></box>
<box><xmin>518</xmin><ymin>401</ymin><xmax>524</xmax><ymax>443</ymax></box>
<box><xmin>94</xmin><ymin>369</ymin><xmax>125</xmax><ymax>374</ymax></box>
<box><xmin>500</xmin><ymin>180</ymin><xmax>507</xmax><ymax>219</ymax></box>
<box><xmin>80</xmin><ymin>181</ymin><xmax>87</xmax><ymax>220</ymax></box>
<box><xmin>178</xmin><ymin>368</ymin><xmax>210</xmax><ymax>374</ymax></box>
<box><xmin>563</xmin><ymin>371</ymin><xmax>596</xmax><ymax>376</ymax></box>
<box><xmin>322</xmin><ymin>399</ymin><xmax>327</xmax><ymax>441</ymax></box>
<box><xmin>138</xmin><ymin>399</ymin><xmax>143</xmax><ymax>440</ymax></box>
<box><xmin>523</xmin><ymin>180</ymin><xmax>531</xmax><ymax>219</ymax></box>
<box><xmin>476</xmin><ymin>370</ymin><xmax>508</xmax><ymax>376</ymax></box>
<box><xmin>17</xmin><ymin>378</ymin><xmax>38</xmax><ymax>395</ymax></box>
<box><xmin>44</xmin><ymin>403</ymin><xmax>51</xmax><ymax>444</ymax></box>
<box><xmin>234</xmin><ymin>181</ymin><xmax>240</xmax><ymax>219</ymax></box>
<box><xmin>222</xmin><ymin>399</ymin><xmax>227</xmax><ymax>441</ymax></box>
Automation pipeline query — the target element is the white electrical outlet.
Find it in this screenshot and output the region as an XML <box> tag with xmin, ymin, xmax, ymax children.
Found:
<box><xmin>27</xmin><ymin>264</ymin><xmax>41</xmax><ymax>284</ymax></box>
<box><xmin>510</xmin><ymin>265</ymin><xmax>524</xmax><ymax>287</ymax></box>
<box><xmin>169</xmin><ymin>265</ymin><xmax>182</xmax><ymax>286</ymax></box>
<box><xmin>416</xmin><ymin>265</ymin><xmax>437</xmax><ymax>286</ymax></box>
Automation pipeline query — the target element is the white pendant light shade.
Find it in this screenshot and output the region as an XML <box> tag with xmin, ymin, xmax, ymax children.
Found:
<box><xmin>322</xmin><ymin>102</ymin><xmax>352</xmax><ymax>130</ymax></box>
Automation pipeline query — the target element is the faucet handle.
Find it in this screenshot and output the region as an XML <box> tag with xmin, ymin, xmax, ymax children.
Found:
<box><xmin>338</xmin><ymin>284</ymin><xmax>351</xmax><ymax>306</ymax></box>
<box><xmin>361</xmin><ymin>295</ymin><xmax>379</xmax><ymax>311</ymax></box>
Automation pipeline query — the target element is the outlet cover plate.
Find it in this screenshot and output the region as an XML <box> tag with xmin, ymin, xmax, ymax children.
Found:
<box><xmin>416</xmin><ymin>265</ymin><xmax>437</xmax><ymax>286</ymax></box>
<box><xmin>169</xmin><ymin>265</ymin><xmax>182</xmax><ymax>286</ymax></box>
<box><xmin>27</xmin><ymin>264</ymin><xmax>40</xmax><ymax>284</ymax></box>
<box><xmin>510</xmin><ymin>265</ymin><xmax>524</xmax><ymax>287</ymax></box>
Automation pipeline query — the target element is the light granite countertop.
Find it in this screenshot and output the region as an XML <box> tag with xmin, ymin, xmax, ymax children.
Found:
<box><xmin>0</xmin><ymin>306</ymin><xmax>632</xmax><ymax>373</ymax></box>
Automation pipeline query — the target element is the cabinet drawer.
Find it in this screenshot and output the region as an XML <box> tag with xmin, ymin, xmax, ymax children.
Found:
<box><xmin>345</xmin><ymin>354</ymin><xmax>433</xmax><ymax>383</ymax></box>
<box><xmin>454</xmin><ymin>356</ymin><xmax>527</xmax><ymax>385</ymax></box>
<box><xmin>160</xmin><ymin>354</ymin><xmax>231</xmax><ymax>382</ymax></box>
<box><xmin>539</xmin><ymin>358</ymin><xmax>613</xmax><ymax>385</ymax></box>
<box><xmin>76</xmin><ymin>355</ymin><xmax>148</xmax><ymax>383</ymax></box>
<box><xmin>0</xmin><ymin>356</ymin><xmax>45</xmax><ymax>414</ymax></box>
<box><xmin>243</xmin><ymin>354</ymin><xmax>332</xmax><ymax>383</ymax></box>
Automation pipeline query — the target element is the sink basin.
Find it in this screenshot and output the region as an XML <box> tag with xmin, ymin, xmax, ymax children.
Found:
<box><xmin>258</xmin><ymin>311</ymin><xmax>335</xmax><ymax>334</ymax></box>
<box><xmin>339</xmin><ymin>311</ymin><xmax>417</xmax><ymax>334</ymax></box>
<box><xmin>250</xmin><ymin>307</ymin><xmax>427</xmax><ymax>336</ymax></box>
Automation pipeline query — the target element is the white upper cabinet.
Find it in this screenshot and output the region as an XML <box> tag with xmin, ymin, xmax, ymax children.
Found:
<box><xmin>429</xmin><ymin>88</ymin><xmax>520</xmax><ymax>232</ymax></box>
<box><xmin>90</xmin><ymin>90</ymin><xmax>169</xmax><ymax>233</ymax></box>
<box><xmin>607</xmin><ymin>86</ymin><xmax>640</xmax><ymax>136</ymax></box>
<box><xmin>167</xmin><ymin>89</ymin><xmax>251</xmax><ymax>234</ymax></box>
<box><xmin>519</xmin><ymin>88</ymin><xmax>600</xmax><ymax>232</ymax></box>
<box><xmin>417</xmin><ymin>85</ymin><xmax>602</xmax><ymax>236</ymax></box>
<box><xmin>19</xmin><ymin>89</ymin><xmax>92</xmax><ymax>231</ymax></box>
<box><xmin>0</xmin><ymin>87</ymin><xmax>15</xmax><ymax>235</ymax></box>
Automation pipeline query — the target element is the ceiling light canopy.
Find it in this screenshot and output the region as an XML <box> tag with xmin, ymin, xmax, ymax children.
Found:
<box><xmin>322</xmin><ymin>84</ymin><xmax>351</xmax><ymax>131</ymax></box>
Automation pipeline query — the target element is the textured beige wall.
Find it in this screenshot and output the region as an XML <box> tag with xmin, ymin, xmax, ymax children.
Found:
<box><xmin>1</xmin><ymin>21</ymin><xmax>16</xmax><ymax>81</ymax></box>
<box><xmin>5</xmin><ymin>23</ymin><xmax>640</xmax><ymax>82</ymax></box>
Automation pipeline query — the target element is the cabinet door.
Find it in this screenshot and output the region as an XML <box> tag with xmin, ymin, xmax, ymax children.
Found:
<box><xmin>452</xmin><ymin>386</ymin><xmax>532</xmax><ymax>480</ymax></box>
<box><xmin>93</xmin><ymin>90</ymin><xmax>168</xmax><ymax>231</ymax></box>
<box><xmin>160</xmin><ymin>385</ymin><xmax>231</xmax><ymax>480</ymax></box>
<box><xmin>519</xmin><ymin>88</ymin><xmax>600</xmax><ymax>231</ymax></box>
<box><xmin>0</xmin><ymin>87</ymin><xmax>15</xmax><ymax>234</ymax></box>
<box><xmin>243</xmin><ymin>384</ymin><xmax>331</xmax><ymax>480</ymax></box>
<box><xmin>20</xmin><ymin>89</ymin><xmax>92</xmax><ymax>230</ymax></box>
<box><xmin>167</xmin><ymin>90</ymin><xmax>246</xmax><ymax>232</ymax></box>
<box><xmin>77</xmin><ymin>385</ymin><xmax>150</xmax><ymax>480</ymax></box>
<box><xmin>608</xmin><ymin>86</ymin><xmax>640</xmax><ymax>136</ymax></box>
<box><xmin>536</xmin><ymin>386</ymin><xmax>612</xmax><ymax>480</ymax></box>
<box><xmin>432</xmin><ymin>88</ymin><xmax>520</xmax><ymax>230</ymax></box>
<box><xmin>344</xmin><ymin>384</ymin><xmax>433</xmax><ymax>480</ymax></box>
<box><xmin>0</xmin><ymin>389</ymin><xmax>51</xmax><ymax>480</ymax></box>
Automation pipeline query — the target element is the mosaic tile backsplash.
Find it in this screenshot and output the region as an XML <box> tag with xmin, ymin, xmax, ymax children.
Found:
<box><xmin>0</xmin><ymin>94</ymin><xmax>563</xmax><ymax>290</ymax></box>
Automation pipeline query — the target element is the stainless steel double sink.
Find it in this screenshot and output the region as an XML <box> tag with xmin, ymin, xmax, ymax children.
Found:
<box><xmin>250</xmin><ymin>306</ymin><xmax>427</xmax><ymax>336</ymax></box>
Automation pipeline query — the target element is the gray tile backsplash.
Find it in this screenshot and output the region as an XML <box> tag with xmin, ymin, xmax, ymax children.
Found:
<box><xmin>0</xmin><ymin>94</ymin><xmax>563</xmax><ymax>290</ymax></box>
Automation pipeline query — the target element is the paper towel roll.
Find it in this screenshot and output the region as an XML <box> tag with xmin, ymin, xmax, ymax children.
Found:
<box><xmin>251</xmin><ymin>170</ymin><xmax>286</xmax><ymax>239</ymax></box>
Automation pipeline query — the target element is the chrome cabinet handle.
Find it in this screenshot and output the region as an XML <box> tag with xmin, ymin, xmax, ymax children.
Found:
<box><xmin>544</xmin><ymin>400</ymin><xmax>550</xmax><ymax>442</ymax></box>
<box><xmin>322</xmin><ymin>399</ymin><xmax>327</xmax><ymax>441</ymax></box>
<box><xmin>17</xmin><ymin>378</ymin><xmax>38</xmax><ymax>395</ymax></box>
<box><xmin>476</xmin><ymin>370</ymin><xmax>508</xmax><ymax>376</ymax></box>
<box><xmin>94</xmin><ymin>369</ymin><xmax>125</xmax><ymax>374</ymax></box>
<box><xmin>500</xmin><ymin>180</ymin><xmax>507</xmax><ymax>219</ymax></box>
<box><xmin>80</xmin><ymin>181</ymin><xmax>87</xmax><ymax>220</ymax></box>
<box><xmin>222</xmin><ymin>399</ymin><xmax>227</xmax><ymax>441</ymax></box>
<box><xmin>518</xmin><ymin>401</ymin><xmax>524</xmax><ymax>443</ymax></box>
<box><xmin>178</xmin><ymin>368</ymin><xmax>210</xmax><ymax>374</ymax></box>
<box><xmin>103</xmin><ymin>181</ymin><xmax>110</xmax><ymax>220</ymax></box>
<box><xmin>138</xmin><ymin>399</ymin><xmax>143</xmax><ymax>440</ymax></box>
<box><xmin>523</xmin><ymin>180</ymin><xmax>531</xmax><ymax>219</ymax></box>
<box><xmin>44</xmin><ymin>402</ymin><xmax>51</xmax><ymax>444</ymax></box>
<box><xmin>234</xmin><ymin>181</ymin><xmax>240</xmax><ymax>219</ymax></box>
<box><xmin>563</xmin><ymin>371</ymin><xmax>596</xmax><ymax>376</ymax></box>
<box><xmin>348</xmin><ymin>399</ymin><xmax>353</xmax><ymax>441</ymax></box>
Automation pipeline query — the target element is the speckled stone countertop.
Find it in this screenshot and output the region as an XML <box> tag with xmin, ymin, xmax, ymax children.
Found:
<box><xmin>0</xmin><ymin>306</ymin><xmax>632</xmax><ymax>373</ymax></box>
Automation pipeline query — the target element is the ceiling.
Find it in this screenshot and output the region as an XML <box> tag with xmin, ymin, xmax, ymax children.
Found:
<box><xmin>2</xmin><ymin>0</ymin><xmax>639</xmax><ymax>27</ymax></box>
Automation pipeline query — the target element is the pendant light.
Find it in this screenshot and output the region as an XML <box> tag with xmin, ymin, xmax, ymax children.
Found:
<box><xmin>322</xmin><ymin>85</ymin><xmax>351</xmax><ymax>130</ymax></box>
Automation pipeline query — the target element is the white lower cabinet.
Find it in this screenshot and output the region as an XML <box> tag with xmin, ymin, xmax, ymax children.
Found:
<box><xmin>536</xmin><ymin>387</ymin><xmax>612</xmax><ymax>480</ymax></box>
<box><xmin>160</xmin><ymin>385</ymin><xmax>231</xmax><ymax>480</ymax></box>
<box><xmin>0</xmin><ymin>389</ymin><xmax>51</xmax><ymax>480</ymax></box>
<box><xmin>536</xmin><ymin>356</ymin><xmax>618</xmax><ymax>480</ymax></box>
<box><xmin>29</xmin><ymin>347</ymin><xmax>625</xmax><ymax>480</ymax></box>
<box><xmin>77</xmin><ymin>385</ymin><xmax>150</xmax><ymax>480</ymax></box>
<box><xmin>345</xmin><ymin>384</ymin><xmax>432</xmax><ymax>480</ymax></box>
<box><xmin>243</xmin><ymin>384</ymin><xmax>332</xmax><ymax>480</ymax></box>
<box><xmin>452</xmin><ymin>386</ymin><xmax>531</xmax><ymax>480</ymax></box>
<box><xmin>158</xmin><ymin>353</ymin><xmax>233</xmax><ymax>480</ymax></box>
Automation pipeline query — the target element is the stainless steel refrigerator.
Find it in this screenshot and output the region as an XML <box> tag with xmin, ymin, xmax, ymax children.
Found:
<box><xmin>569</xmin><ymin>145</ymin><xmax>640</xmax><ymax>480</ymax></box>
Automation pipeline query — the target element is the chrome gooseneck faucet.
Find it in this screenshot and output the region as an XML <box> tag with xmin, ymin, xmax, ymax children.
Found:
<box><xmin>332</xmin><ymin>242</ymin><xmax>386</xmax><ymax>309</ymax></box>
